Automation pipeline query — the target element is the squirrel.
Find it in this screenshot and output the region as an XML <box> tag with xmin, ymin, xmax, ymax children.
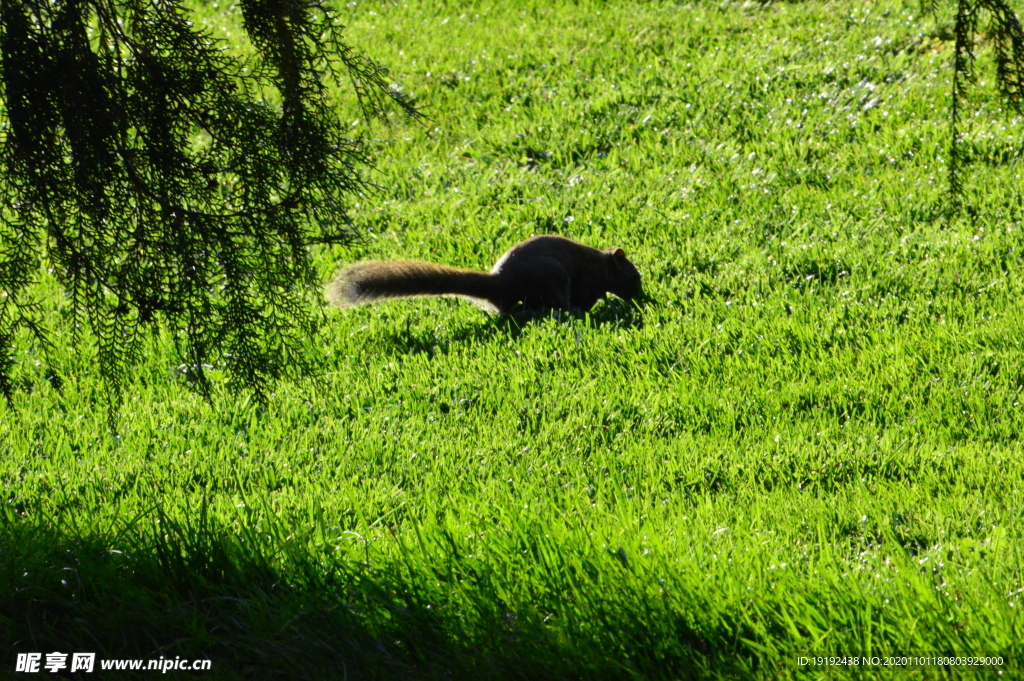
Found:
<box><xmin>325</xmin><ymin>235</ymin><xmax>642</xmax><ymax>313</ymax></box>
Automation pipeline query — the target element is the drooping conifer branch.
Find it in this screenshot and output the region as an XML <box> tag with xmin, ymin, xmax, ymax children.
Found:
<box><xmin>0</xmin><ymin>0</ymin><xmax>419</xmax><ymax>420</ymax></box>
<box><xmin>946</xmin><ymin>0</ymin><xmax>1024</xmax><ymax>212</ymax></box>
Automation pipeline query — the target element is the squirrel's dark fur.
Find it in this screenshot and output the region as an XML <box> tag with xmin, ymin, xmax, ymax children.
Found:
<box><xmin>326</xmin><ymin>235</ymin><xmax>642</xmax><ymax>313</ymax></box>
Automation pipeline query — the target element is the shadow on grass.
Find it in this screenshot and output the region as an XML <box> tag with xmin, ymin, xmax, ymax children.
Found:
<box><xmin>1</xmin><ymin>505</ymin><xmax>739</xmax><ymax>681</ymax></box>
<box><xmin>502</xmin><ymin>296</ymin><xmax>646</xmax><ymax>332</ymax></box>
<box><xmin>376</xmin><ymin>298</ymin><xmax>646</xmax><ymax>355</ymax></box>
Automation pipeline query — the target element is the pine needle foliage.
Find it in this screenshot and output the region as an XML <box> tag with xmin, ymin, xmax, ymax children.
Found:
<box><xmin>945</xmin><ymin>0</ymin><xmax>1024</xmax><ymax>211</ymax></box>
<box><xmin>0</xmin><ymin>0</ymin><xmax>418</xmax><ymax>417</ymax></box>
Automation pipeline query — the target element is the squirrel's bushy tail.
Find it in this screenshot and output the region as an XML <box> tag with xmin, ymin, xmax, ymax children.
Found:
<box><xmin>326</xmin><ymin>260</ymin><xmax>500</xmax><ymax>309</ymax></box>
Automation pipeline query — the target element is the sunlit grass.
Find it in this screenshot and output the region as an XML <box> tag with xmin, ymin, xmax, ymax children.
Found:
<box><xmin>3</xmin><ymin>0</ymin><xmax>1024</xmax><ymax>678</ymax></box>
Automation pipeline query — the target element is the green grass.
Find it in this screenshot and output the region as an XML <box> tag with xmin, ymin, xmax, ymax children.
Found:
<box><xmin>4</xmin><ymin>0</ymin><xmax>1024</xmax><ymax>678</ymax></box>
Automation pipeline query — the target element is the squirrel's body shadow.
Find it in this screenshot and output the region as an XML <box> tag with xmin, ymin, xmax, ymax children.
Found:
<box><xmin>372</xmin><ymin>297</ymin><xmax>645</xmax><ymax>357</ymax></box>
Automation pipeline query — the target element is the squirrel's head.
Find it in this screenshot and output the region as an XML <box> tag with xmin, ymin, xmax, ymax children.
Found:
<box><xmin>605</xmin><ymin>248</ymin><xmax>643</xmax><ymax>301</ymax></box>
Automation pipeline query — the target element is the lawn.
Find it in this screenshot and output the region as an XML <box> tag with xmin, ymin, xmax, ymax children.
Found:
<box><xmin>3</xmin><ymin>0</ymin><xmax>1024</xmax><ymax>678</ymax></box>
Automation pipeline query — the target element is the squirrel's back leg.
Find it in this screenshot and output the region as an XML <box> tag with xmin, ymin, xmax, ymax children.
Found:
<box><xmin>513</xmin><ymin>261</ymin><xmax>573</xmax><ymax>311</ymax></box>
